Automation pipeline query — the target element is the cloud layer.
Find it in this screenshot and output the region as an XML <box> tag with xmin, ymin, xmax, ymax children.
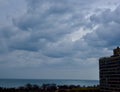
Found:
<box><xmin>0</xmin><ymin>0</ymin><xmax>120</xmax><ymax>79</ymax></box>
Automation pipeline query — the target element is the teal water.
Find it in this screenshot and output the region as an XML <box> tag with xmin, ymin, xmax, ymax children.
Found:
<box><xmin>0</xmin><ymin>79</ymin><xmax>99</xmax><ymax>88</ymax></box>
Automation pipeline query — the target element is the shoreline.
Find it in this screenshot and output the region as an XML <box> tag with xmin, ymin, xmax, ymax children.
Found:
<box><xmin>0</xmin><ymin>79</ymin><xmax>99</xmax><ymax>88</ymax></box>
<box><xmin>0</xmin><ymin>83</ymin><xmax>100</xmax><ymax>92</ymax></box>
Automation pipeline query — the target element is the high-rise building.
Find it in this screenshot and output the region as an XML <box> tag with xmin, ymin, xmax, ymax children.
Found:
<box><xmin>99</xmin><ymin>47</ymin><xmax>120</xmax><ymax>92</ymax></box>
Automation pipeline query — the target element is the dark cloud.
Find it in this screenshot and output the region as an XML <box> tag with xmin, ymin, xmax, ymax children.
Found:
<box><xmin>85</xmin><ymin>5</ymin><xmax>120</xmax><ymax>47</ymax></box>
<box><xmin>11</xmin><ymin>0</ymin><xmax>92</xmax><ymax>52</ymax></box>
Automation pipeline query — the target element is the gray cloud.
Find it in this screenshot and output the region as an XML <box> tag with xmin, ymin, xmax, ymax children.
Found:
<box><xmin>0</xmin><ymin>0</ymin><xmax>120</xmax><ymax>79</ymax></box>
<box><xmin>85</xmin><ymin>5</ymin><xmax>120</xmax><ymax>47</ymax></box>
<box><xmin>10</xmin><ymin>0</ymin><xmax>93</xmax><ymax>53</ymax></box>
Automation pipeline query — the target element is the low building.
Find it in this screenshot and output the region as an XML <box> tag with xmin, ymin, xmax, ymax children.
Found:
<box><xmin>99</xmin><ymin>47</ymin><xmax>120</xmax><ymax>92</ymax></box>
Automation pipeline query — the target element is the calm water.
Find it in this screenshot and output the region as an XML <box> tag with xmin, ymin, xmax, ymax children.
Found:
<box><xmin>0</xmin><ymin>79</ymin><xmax>99</xmax><ymax>88</ymax></box>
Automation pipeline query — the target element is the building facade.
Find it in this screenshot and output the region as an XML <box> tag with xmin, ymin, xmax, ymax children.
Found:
<box><xmin>99</xmin><ymin>47</ymin><xmax>120</xmax><ymax>92</ymax></box>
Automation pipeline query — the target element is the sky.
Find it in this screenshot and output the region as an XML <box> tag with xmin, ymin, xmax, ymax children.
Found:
<box><xmin>0</xmin><ymin>0</ymin><xmax>120</xmax><ymax>80</ymax></box>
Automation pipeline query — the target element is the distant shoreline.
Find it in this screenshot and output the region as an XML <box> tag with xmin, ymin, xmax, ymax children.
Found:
<box><xmin>0</xmin><ymin>79</ymin><xmax>99</xmax><ymax>88</ymax></box>
<box><xmin>0</xmin><ymin>78</ymin><xmax>99</xmax><ymax>81</ymax></box>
